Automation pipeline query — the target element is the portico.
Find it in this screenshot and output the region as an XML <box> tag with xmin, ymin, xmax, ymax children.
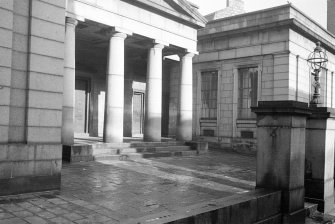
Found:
<box><xmin>62</xmin><ymin>0</ymin><xmax>206</xmax><ymax>145</ymax></box>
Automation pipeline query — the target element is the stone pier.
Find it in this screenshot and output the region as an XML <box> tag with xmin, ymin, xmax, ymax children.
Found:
<box><xmin>252</xmin><ymin>101</ymin><xmax>311</xmax><ymax>224</ymax></box>
<box><xmin>305</xmin><ymin>107</ymin><xmax>335</xmax><ymax>213</ymax></box>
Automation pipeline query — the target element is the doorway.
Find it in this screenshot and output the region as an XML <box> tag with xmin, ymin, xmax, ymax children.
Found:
<box><xmin>75</xmin><ymin>78</ymin><xmax>90</xmax><ymax>134</ymax></box>
<box><xmin>132</xmin><ymin>92</ymin><xmax>145</xmax><ymax>137</ymax></box>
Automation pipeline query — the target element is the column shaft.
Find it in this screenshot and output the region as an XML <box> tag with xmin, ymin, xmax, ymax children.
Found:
<box><xmin>103</xmin><ymin>32</ymin><xmax>127</xmax><ymax>143</ymax></box>
<box><xmin>177</xmin><ymin>53</ymin><xmax>194</xmax><ymax>141</ymax></box>
<box><xmin>144</xmin><ymin>44</ymin><xmax>164</xmax><ymax>142</ymax></box>
<box><xmin>62</xmin><ymin>17</ymin><xmax>77</xmax><ymax>145</ymax></box>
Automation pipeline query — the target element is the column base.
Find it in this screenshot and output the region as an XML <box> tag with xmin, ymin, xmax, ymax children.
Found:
<box><xmin>62</xmin><ymin>106</ymin><xmax>74</xmax><ymax>145</ymax></box>
<box><xmin>305</xmin><ymin>178</ymin><xmax>334</xmax><ymax>213</ymax></box>
<box><xmin>143</xmin><ymin>136</ymin><xmax>161</xmax><ymax>142</ymax></box>
<box><xmin>103</xmin><ymin>136</ymin><xmax>124</xmax><ymax>143</ymax></box>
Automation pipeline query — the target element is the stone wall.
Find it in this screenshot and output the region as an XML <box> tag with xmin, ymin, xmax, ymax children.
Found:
<box><xmin>328</xmin><ymin>0</ymin><xmax>335</xmax><ymax>35</ymax></box>
<box><xmin>194</xmin><ymin>5</ymin><xmax>335</xmax><ymax>152</ymax></box>
<box><xmin>0</xmin><ymin>0</ymin><xmax>66</xmax><ymax>195</ymax></box>
<box><xmin>193</xmin><ymin>26</ymin><xmax>289</xmax><ymax>151</ymax></box>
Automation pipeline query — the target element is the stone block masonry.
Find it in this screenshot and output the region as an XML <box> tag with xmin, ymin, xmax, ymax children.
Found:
<box><xmin>328</xmin><ymin>0</ymin><xmax>335</xmax><ymax>35</ymax></box>
<box><xmin>0</xmin><ymin>0</ymin><xmax>66</xmax><ymax>194</ymax></box>
<box><xmin>0</xmin><ymin>144</ymin><xmax>62</xmax><ymax>195</ymax></box>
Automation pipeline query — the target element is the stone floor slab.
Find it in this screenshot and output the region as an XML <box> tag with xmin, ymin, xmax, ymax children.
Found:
<box><xmin>0</xmin><ymin>151</ymin><xmax>257</xmax><ymax>223</ymax></box>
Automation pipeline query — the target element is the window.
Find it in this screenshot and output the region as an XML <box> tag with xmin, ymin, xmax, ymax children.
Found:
<box><xmin>201</xmin><ymin>71</ymin><xmax>218</xmax><ymax>119</ymax></box>
<box><xmin>238</xmin><ymin>67</ymin><xmax>258</xmax><ymax>119</ymax></box>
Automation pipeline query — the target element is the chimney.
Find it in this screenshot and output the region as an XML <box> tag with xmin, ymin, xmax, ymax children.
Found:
<box><xmin>328</xmin><ymin>0</ymin><xmax>335</xmax><ymax>34</ymax></box>
<box><xmin>205</xmin><ymin>0</ymin><xmax>245</xmax><ymax>21</ymax></box>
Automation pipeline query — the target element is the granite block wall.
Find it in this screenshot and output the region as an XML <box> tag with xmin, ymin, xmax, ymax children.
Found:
<box><xmin>0</xmin><ymin>0</ymin><xmax>66</xmax><ymax>195</ymax></box>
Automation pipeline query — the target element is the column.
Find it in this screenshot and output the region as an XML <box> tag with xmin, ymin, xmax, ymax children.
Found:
<box><xmin>176</xmin><ymin>52</ymin><xmax>194</xmax><ymax>141</ymax></box>
<box><xmin>144</xmin><ymin>43</ymin><xmax>165</xmax><ymax>141</ymax></box>
<box><xmin>103</xmin><ymin>31</ymin><xmax>128</xmax><ymax>143</ymax></box>
<box><xmin>305</xmin><ymin>107</ymin><xmax>335</xmax><ymax>213</ymax></box>
<box><xmin>252</xmin><ymin>101</ymin><xmax>311</xmax><ymax>224</ymax></box>
<box><xmin>62</xmin><ymin>17</ymin><xmax>77</xmax><ymax>145</ymax></box>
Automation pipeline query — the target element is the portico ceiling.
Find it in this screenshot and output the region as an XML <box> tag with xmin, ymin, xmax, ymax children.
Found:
<box><xmin>76</xmin><ymin>20</ymin><xmax>186</xmax><ymax>58</ymax></box>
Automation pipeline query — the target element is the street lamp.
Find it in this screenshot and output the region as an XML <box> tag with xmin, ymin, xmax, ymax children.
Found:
<box><xmin>307</xmin><ymin>41</ymin><xmax>328</xmax><ymax>105</ymax></box>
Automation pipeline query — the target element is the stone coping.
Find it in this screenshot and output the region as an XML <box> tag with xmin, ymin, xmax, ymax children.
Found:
<box><xmin>251</xmin><ymin>101</ymin><xmax>312</xmax><ymax>116</ymax></box>
<box><xmin>308</xmin><ymin>107</ymin><xmax>335</xmax><ymax>119</ymax></box>
<box><xmin>123</xmin><ymin>188</ymin><xmax>281</xmax><ymax>224</ymax></box>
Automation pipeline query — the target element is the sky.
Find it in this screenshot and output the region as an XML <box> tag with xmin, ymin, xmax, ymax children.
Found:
<box><xmin>189</xmin><ymin>0</ymin><xmax>327</xmax><ymax>28</ymax></box>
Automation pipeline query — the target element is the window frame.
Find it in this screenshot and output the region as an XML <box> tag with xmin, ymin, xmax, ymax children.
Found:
<box><xmin>200</xmin><ymin>70</ymin><xmax>219</xmax><ymax>120</ymax></box>
<box><xmin>237</xmin><ymin>66</ymin><xmax>259</xmax><ymax>120</ymax></box>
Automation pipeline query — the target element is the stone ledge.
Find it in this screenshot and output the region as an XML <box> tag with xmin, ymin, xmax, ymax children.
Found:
<box><xmin>309</xmin><ymin>107</ymin><xmax>335</xmax><ymax>119</ymax></box>
<box><xmin>0</xmin><ymin>174</ymin><xmax>61</xmax><ymax>196</ymax></box>
<box><xmin>251</xmin><ymin>100</ymin><xmax>312</xmax><ymax>116</ymax></box>
<box><xmin>123</xmin><ymin>189</ymin><xmax>281</xmax><ymax>224</ymax></box>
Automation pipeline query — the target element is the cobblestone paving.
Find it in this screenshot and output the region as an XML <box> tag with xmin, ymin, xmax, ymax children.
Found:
<box><xmin>0</xmin><ymin>151</ymin><xmax>257</xmax><ymax>223</ymax></box>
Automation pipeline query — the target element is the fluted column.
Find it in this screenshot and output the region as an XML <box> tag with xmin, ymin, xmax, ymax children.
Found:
<box><xmin>177</xmin><ymin>52</ymin><xmax>194</xmax><ymax>141</ymax></box>
<box><xmin>144</xmin><ymin>43</ymin><xmax>165</xmax><ymax>141</ymax></box>
<box><xmin>103</xmin><ymin>32</ymin><xmax>128</xmax><ymax>143</ymax></box>
<box><xmin>62</xmin><ymin>17</ymin><xmax>78</xmax><ymax>145</ymax></box>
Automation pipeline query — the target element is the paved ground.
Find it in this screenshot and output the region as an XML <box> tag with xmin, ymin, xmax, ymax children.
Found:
<box><xmin>0</xmin><ymin>151</ymin><xmax>256</xmax><ymax>224</ymax></box>
<box><xmin>0</xmin><ymin>150</ymin><xmax>330</xmax><ymax>223</ymax></box>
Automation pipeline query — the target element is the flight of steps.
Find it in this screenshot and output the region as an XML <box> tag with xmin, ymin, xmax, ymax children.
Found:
<box><xmin>93</xmin><ymin>142</ymin><xmax>196</xmax><ymax>161</ymax></box>
<box><xmin>63</xmin><ymin>141</ymin><xmax>207</xmax><ymax>163</ymax></box>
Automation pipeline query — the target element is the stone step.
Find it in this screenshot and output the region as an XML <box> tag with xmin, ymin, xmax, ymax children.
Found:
<box><xmin>64</xmin><ymin>141</ymin><xmax>207</xmax><ymax>163</ymax></box>
<box><xmin>305</xmin><ymin>202</ymin><xmax>318</xmax><ymax>217</ymax></box>
<box><xmin>92</xmin><ymin>146</ymin><xmax>192</xmax><ymax>155</ymax></box>
<box><xmin>94</xmin><ymin>153</ymin><xmax>143</xmax><ymax>161</ymax></box>
<box><xmin>94</xmin><ymin>150</ymin><xmax>197</xmax><ymax>161</ymax></box>
<box><xmin>91</xmin><ymin>141</ymin><xmax>185</xmax><ymax>150</ymax></box>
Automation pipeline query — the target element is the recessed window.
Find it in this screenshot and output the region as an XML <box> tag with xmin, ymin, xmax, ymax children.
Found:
<box><xmin>201</xmin><ymin>71</ymin><xmax>218</xmax><ymax>119</ymax></box>
<box><xmin>241</xmin><ymin>131</ymin><xmax>254</xmax><ymax>139</ymax></box>
<box><xmin>238</xmin><ymin>67</ymin><xmax>258</xmax><ymax>119</ymax></box>
<box><xmin>203</xmin><ymin>129</ymin><xmax>215</xmax><ymax>137</ymax></box>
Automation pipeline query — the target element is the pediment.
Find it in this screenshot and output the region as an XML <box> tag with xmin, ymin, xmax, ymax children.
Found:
<box><xmin>124</xmin><ymin>0</ymin><xmax>207</xmax><ymax>28</ymax></box>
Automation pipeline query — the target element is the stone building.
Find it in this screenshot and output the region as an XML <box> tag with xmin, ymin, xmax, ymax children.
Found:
<box><xmin>192</xmin><ymin>3</ymin><xmax>335</xmax><ymax>153</ymax></box>
<box><xmin>0</xmin><ymin>0</ymin><xmax>205</xmax><ymax>195</ymax></box>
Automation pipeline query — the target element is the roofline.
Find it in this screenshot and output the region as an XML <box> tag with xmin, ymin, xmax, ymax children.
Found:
<box><xmin>199</xmin><ymin>17</ymin><xmax>335</xmax><ymax>55</ymax></box>
<box><xmin>206</xmin><ymin>3</ymin><xmax>331</xmax><ymax>37</ymax></box>
<box><xmin>173</xmin><ymin>0</ymin><xmax>207</xmax><ymax>24</ymax></box>
<box><xmin>123</xmin><ymin>0</ymin><xmax>206</xmax><ymax>28</ymax></box>
<box><xmin>200</xmin><ymin>4</ymin><xmax>335</xmax><ymax>50</ymax></box>
<box><xmin>206</xmin><ymin>4</ymin><xmax>293</xmax><ymax>24</ymax></box>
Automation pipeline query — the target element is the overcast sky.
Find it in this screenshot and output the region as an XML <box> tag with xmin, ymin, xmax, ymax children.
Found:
<box><xmin>190</xmin><ymin>0</ymin><xmax>327</xmax><ymax>28</ymax></box>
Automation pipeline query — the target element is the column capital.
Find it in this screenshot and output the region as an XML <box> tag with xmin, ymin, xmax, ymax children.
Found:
<box><xmin>150</xmin><ymin>40</ymin><xmax>168</xmax><ymax>49</ymax></box>
<box><xmin>100</xmin><ymin>27</ymin><xmax>132</xmax><ymax>39</ymax></box>
<box><xmin>65</xmin><ymin>17</ymin><xmax>78</xmax><ymax>27</ymax></box>
<box><xmin>179</xmin><ymin>51</ymin><xmax>195</xmax><ymax>59</ymax></box>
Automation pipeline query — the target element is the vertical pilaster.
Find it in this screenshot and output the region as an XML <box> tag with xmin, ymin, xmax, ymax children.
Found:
<box><xmin>144</xmin><ymin>43</ymin><xmax>165</xmax><ymax>142</ymax></box>
<box><xmin>305</xmin><ymin>107</ymin><xmax>335</xmax><ymax>213</ymax></box>
<box><xmin>176</xmin><ymin>52</ymin><xmax>194</xmax><ymax>141</ymax></box>
<box><xmin>252</xmin><ymin>101</ymin><xmax>311</xmax><ymax>224</ymax></box>
<box><xmin>62</xmin><ymin>17</ymin><xmax>77</xmax><ymax>145</ymax></box>
<box><xmin>103</xmin><ymin>31</ymin><xmax>127</xmax><ymax>143</ymax></box>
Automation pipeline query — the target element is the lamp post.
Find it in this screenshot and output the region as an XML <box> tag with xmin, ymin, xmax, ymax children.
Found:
<box><xmin>307</xmin><ymin>41</ymin><xmax>328</xmax><ymax>105</ymax></box>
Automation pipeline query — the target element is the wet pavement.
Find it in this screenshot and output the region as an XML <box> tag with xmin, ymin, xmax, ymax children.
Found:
<box><xmin>0</xmin><ymin>151</ymin><xmax>257</xmax><ymax>223</ymax></box>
